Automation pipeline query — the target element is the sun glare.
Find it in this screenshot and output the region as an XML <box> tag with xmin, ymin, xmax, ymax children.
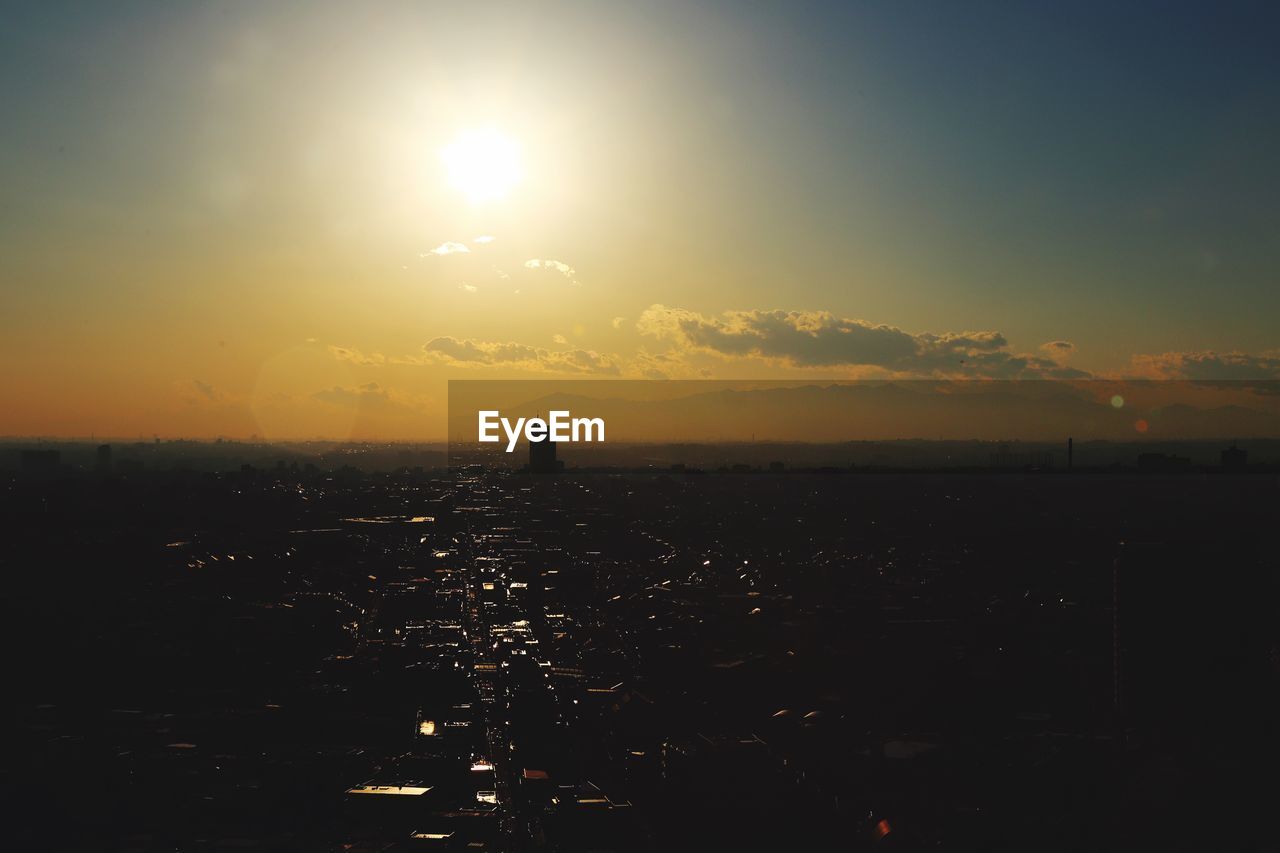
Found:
<box><xmin>440</xmin><ymin>129</ymin><xmax>523</xmax><ymax>203</ymax></box>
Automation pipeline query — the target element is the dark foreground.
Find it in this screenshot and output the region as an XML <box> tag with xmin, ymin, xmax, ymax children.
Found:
<box><xmin>6</xmin><ymin>468</ymin><xmax>1278</xmax><ymax>851</ymax></box>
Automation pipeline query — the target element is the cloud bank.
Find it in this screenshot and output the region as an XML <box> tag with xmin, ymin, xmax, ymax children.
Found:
<box><xmin>1129</xmin><ymin>350</ymin><xmax>1280</xmax><ymax>379</ymax></box>
<box><xmin>636</xmin><ymin>305</ymin><xmax>1089</xmax><ymax>378</ymax></box>
<box><xmin>422</xmin><ymin>336</ymin><xmax>620</xmax><ymax>375</ymax></box>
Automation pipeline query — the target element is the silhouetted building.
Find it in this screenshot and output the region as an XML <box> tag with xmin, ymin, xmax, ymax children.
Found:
<box><xmin>96</xmin><ymin>444</ymin><xmax>112</xmax><ymax>473</ymax></box>
<box><xmin>1221</xmin><ymin>443</ymin><xmax>1248</xmax><ymax>472</ymax></box>
<box><xmin>20</xmin><ymin>449</ymin><xmax>60</xmax><ymax>475</ymax></box>
<box><xmin>528</xmin><ymin>437</ymin><xmax>561</xmax><ymax>474</ymax></box>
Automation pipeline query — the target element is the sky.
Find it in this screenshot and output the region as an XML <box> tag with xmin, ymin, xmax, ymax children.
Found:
<box><xmin>2</xmin><ymin>0</ymin><xmax>1279</xmax><ymax>440</ymax></box>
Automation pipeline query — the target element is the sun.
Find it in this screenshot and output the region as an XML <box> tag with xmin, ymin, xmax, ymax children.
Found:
<box><xmin>440</xmin><ymin>129</ymin><xmax>523</xmax><ymax>203</ymax></box>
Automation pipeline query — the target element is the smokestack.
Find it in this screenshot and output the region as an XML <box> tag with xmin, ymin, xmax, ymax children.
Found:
<box><xmin>1068</xmin><ymin>437</ymin><xmax>1074</xmax><ymax>471</ymax></box>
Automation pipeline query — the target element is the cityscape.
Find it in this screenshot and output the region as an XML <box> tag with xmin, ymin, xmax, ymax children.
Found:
<box><xmin>8</xmin><ymin>437</ymin><xmax>1277</xmax><ymax>851</ymax></box>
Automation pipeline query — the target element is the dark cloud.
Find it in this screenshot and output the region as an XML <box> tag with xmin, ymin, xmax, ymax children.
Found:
<box><xmin>328</xmin><ymin>345</ymin><xmax>386</xmax><ymax>366</ymax></box>
<box><xmin>637</xmin><ymin>305</ymin><xmax>1089</xmax><ymax>378</ymax></box>
<box><xmin>1131</xmin><ymin>350</ymin><xmax>1280</xmax><ymax>380</ymax></box>
<box><xmin>626</xmin><ymin>348</ymin><xmax>709</xmax><ymax>380</ymax></box>
<box><xmin>422</xmin><ymin>336</ymin><xmax>620</xmax><ymax>375</ymax></box>
<box><xmin>1040</xmin><ymin>340</ymin><xmax>1076</xmax><ymax>356</ymax></box>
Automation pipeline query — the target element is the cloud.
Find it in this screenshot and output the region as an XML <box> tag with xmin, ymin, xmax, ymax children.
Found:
<box><xmin>612</xmin><ymin>316</ymin><xmax>627</xmax><ymax>329</ymax></box>
<box><xmin>473</xmin><ymin>235</ymin><xmax>495</xmax><ymax>244</ymax></box>
<box><xmin>523</xmin><ymin>258</ymin><xmax>579</xmax><ymax>283</ymax></box>
<box><xmin>1040</xmin><ymin>340</ymin><xmax>1076</xmax><ymax>359</ymax></box>
<box><xmin>422</xmin><ymin>336</ymin><xmax>620</xmax><ymax>375</ymax></box>
<box><xmin>329</xmin><ymin>345</ymin><xmax>386</xmax><ymax>366</ymax></box>
<box><xmin>460</xmin><ymin>284</ymin><xmax>478</xmax><ymax>293</ymax></box>
<box><xmin>636</xmin><ymin>305</ymin><xmax>1089</xmax><ymax>378</ymax></box>
<box><xmin>192</xmin><ymin>379</ymin><xmax>220</xmax><ymax>401</ymax></box>
<box><xmin>627</xmin><ymin>348</ymin><xmax>710</xmax><ymax>380</ymax></box>
<box><xmin>1128</xmin><ymin>350</ymin><xmax>1280</xmax><ymax>380</ymax></box>
<box><xmin>552</xmin><ymin>333</ymin><xmax>568</xmax><ymax>344</ymax></box>
<box><xmin>179</xmin><ymin>379</ymin><xmax>233</xmax><ymax>406</ymax></box>
<box><xmin>424</xmin><ymin>241</ymin><xmax>470</xmax><ymax>256</ymax></box>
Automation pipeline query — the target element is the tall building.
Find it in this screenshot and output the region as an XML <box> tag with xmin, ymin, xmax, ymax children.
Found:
<box><xmin>528</xmin><ymin>436</ymin><xmax>561</xmax><ymax>474</ymax></box>
<box><xmin>96</xmin><ymin>443</ymin><xmax>112</xmax><ymax>473</ymax></box>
